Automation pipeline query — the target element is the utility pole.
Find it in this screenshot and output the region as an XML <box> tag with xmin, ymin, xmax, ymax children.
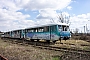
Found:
<box><xmin>86</xmin><ymin>24</ymin><xmax>88</xmax><ymax>33</ymax></box>
<box><xmin>84</xmin><ymin>26</ymin><xmax>85</xmax><ymax>33</ymax></box>
<box><xmin>88</xmin><ymin>20</ymin><xmax>90</xmax><ymax>33</ymax></box>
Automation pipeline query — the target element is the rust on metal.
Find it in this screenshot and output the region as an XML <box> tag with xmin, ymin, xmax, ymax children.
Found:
<box><xmin>0</xmin><ymin>54</ymin><xmax>8</xmax><ymax>60</ymax></box>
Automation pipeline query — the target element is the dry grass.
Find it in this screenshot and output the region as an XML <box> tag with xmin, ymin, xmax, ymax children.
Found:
<box><xmin>0</xmin><ymin>38</ymin><xmax>90</xmax><ymax>60</ymax></box>
<box><xmin>53</xmin><ymin>40</ymin><xmax>90</xmax><ymax>50</ymax></box>
<box><xmin>57</xmin><ymin>40</ymin><xmax>90</xmax><ymax>45</ymax></box>
<box><xmin>0</xmin><ymin>38</ymin><xmax>63</xmax><ymax>60</ymax></box>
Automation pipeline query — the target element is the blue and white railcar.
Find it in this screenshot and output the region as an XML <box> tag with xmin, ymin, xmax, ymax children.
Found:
<box><xmin>4</xmin><ymin>32</ymin><xmax>11</xmax><ymax>38</ymax></box>
<box><xmin>25</xmin><ymin>23</ymin><xmax>71</xmax><ymax>43</ymax></box>
<box><xmin>11</xmin><ymin>29</ymin><xmax>25</xmax><ymax>39</ymax></box>
<box><xmin>3</xmin><ymin>29</ymin><xmax>25</xmax><ymax>39</ymax></box>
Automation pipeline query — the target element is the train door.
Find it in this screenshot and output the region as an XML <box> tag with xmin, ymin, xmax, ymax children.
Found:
<box><xmin>49</xmin><ymin>25</ymin><xmax>56</xmax><ymax>40</ymax></box>
<box><xmin>50</xmin><ymin>25</ymin><xmax>58</xmax><ymax>43</ymax></box>
<box><xmin>49</xmin><ymin>26</ymin><xmax>51</xmax><ymax>40</ymax></box>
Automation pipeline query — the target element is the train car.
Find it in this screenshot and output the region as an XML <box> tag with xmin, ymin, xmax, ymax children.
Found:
<box><xmin>0</xmin><ymin>32</ymin><xmax>4</xmax><ymax>38</ymax></box>
<box><xmin>3</xmin><ymin>29</ymin><xmax>25</xmax><ymax>39</ymax></box>
<box><xmin>25</xmin><ymin>23</ymin><xmax>71</xmax><ymax>43</ymax></box>
<box><xmin>4</xmin><ymin>32</ymin><xmax>11</xmax><ymax>38</ymax></box>
<box><xmin>10</xmin><ymin>29</ymin><xmax>25</xmax><ymax>39</ymax></box>
<box><xmin>2</xmin><ymin>23</ymin><xmax>71</xmax><ymax>43</ymax></box>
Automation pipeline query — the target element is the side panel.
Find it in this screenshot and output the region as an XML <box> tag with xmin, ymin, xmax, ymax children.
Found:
<box><xmin>12</xmin><ymin>33</ymin><xmax>20</xmax><ymax>38</ymax></box>
<box><xmin>26</xmin><ymin>32</ymin><xmax>59</xmax><ymax>40</ymax></box>
<box><xmin>11</xmin><ymin>30</ymin><xmax>21</xmax><ymax>38</ymax></box>
<box><xmin>4</xmin><ymin>32</ymin><xmax>11</xmax><ymax>37</ymax></box>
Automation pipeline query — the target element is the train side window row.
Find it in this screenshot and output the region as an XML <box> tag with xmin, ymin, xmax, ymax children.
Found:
<box><xmin>4</xmin><ymin>25</ymin><xmax>56</xmax><ymax>34</ymax></box>
<box><xmin>26</xmin><ymin>26</ymin><xmax>56</xmax><ymax>33</ymax></box>
<box><xmin>26</xmin><ymin>26</ymin><xmax>49</xmax><ymax>32</ymax></box>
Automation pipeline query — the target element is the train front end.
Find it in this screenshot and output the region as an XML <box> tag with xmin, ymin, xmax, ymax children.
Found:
<box><xmin>58</xmin><ymin>25</ymin><xmax>71</xmax><ymax>40</ymax></box>
<box><xmin>60</xmin><ymin>31</ymin><xmax>71</xmax><ymax>40</ymax></box>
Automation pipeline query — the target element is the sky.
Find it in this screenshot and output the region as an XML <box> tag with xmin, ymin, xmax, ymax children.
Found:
<box><xmin>0</xmin><ymin>0</ymin><xmax>90</xmax><ymax>33</ymax></box>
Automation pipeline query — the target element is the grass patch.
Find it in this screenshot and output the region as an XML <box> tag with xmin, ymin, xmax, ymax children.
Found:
<box><xmin>52</xmin><ymin>55</ymin><xmax>61</xmax><ymax>60</ymax></box>
<box><xmin>82</xmin><ymin>46</ymin><xmax>90</xmax><ymax>50</ymax></box>
<box><xmin>61</xmin><ymin>40</ymin><xmax>90</xmax><ymax>45</ymax></box>
<box><xmin>54</xmin><ymin>40</ymin><xmax>90</xmax><ymax>51</ymax></box>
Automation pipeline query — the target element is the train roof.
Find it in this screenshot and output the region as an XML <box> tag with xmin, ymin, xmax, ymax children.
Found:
<box><xmin>25</xmin><ymin>23</ymin><xmax>69</xmax><ymax>29</ymax></box>
<box><xmin>4</xmin><ymin>23</ymin><xmax>69</xmax><ymax>32</ymax></box>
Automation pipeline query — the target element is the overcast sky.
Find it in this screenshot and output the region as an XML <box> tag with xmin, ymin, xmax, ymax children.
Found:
<box><xmin>0</xmin><ymin>0</ymin><xmax>90</xmax><ymax>33</ymax></box>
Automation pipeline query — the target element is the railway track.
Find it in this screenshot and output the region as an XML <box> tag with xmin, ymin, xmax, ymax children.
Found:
<box><xmin>2</xmin><ymin>38</ymin><xmax>90</xmax><ymax>55</ymax></box>
<box><xmin>31</xmin><ymin>43</ymin><xmax>90</xmax><ymax>55</ymax></box>
<box><xmin>14</xmin><ymin>41</ymin><xmax>90</xmax><ymax>55</ymax></box>
<box><xmin>0</xmin><ymin>54</ymin><xmax>8</xmax><ymax>60</ymax></box>
<box><xmin>55</xmin><ymin>42</ymin><xmax>90</xmax><ymax>46</ymax></box>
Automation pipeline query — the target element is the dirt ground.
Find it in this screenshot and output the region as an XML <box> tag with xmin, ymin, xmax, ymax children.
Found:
<box><xmin>0</xmin><ymin>38</ymin><xmax>90</xmax><ymax>60</ymax></box>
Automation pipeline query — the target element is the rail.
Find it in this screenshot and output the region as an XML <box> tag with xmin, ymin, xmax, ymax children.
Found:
<box><xmin>0</xmin><ymin>54</ymin><xmax>8</xmax><ymax>60</ymax></box>
<box><xmin>2</xmin><ymin>37</ymin><xmax>90</xmax><ymax>55</ymax></box>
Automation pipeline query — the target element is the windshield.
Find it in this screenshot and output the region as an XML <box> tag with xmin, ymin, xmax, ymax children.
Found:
<box><xmin>58</xmin><ymin>25</ymin><xmax>69</xmax><ymax>31</ymax></box>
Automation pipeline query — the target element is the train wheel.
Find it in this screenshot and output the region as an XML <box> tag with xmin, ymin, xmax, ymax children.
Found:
<box><xmin>37</xmin><ymin>39</ymin><xmax>39</xmax><ymax>42</ymax></box>
<box><xmin>52</xmin><ymin>40</ymin><xmax>56</xmax><ymax>43</ymax></box>
<box><xmin>59</xmin><ymin>37</ymin><xmax>61</xmax><ymax>43</ymax></box>
<box><xmin>46</xmin><ymin>40</ymin><xmax>50</xmax><ymax>43</ymax></box>
<box><xmin>31</xmin><ymin>39</ymin><xmax>34</xmax><ymax>42</ymax></box>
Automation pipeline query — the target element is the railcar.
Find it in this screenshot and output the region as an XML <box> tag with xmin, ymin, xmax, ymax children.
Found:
<box><xmin>25</xmin><ymin>23</ymin><xmax>71</xmax><ymax>43</ymax></box>
<box><xmin>4</xmin><ymin>31</ymin><xmax>11</xmax><ymax>38</ymax></box>
<box><xmin>11</xmin><ymin>30</ymin><xmax>25</xmax><ymax>39</ymax></box>
<box><xmin>2</xmin><ymin>23</ymin><xmax>71</xmax><ymax>43</ymax></box>
<box><xmin>3</xmin><ymin>29</ymin><xmax>25</xmax><ymax>39</ymax></box>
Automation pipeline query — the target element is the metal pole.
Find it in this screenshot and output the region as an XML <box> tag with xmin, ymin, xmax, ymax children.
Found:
<box><xmin>84</xmin><ymin>26</ymin><xmax>85</xmax><ymax>33</ymax></box>
<box><xmin>86</xmin><ymin>24</ymin><xmax>87</xmax><ymax>34</ymax></box>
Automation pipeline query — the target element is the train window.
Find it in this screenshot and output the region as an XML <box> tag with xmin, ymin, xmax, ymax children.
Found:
<box><xmin>17</xmin><ymin>30</ymin><xmax>19</xmax><ymax>34</ymax></box>
<box><xmin>58</xmin><ymin>25</ymin><xmax>69</xmax><ymax>31</ymax></box>
<box><xmin>66</xmin><ymin>26</ymin><xmax>69</xmax><ymax>31</ymax></box>
<box><xmin>27</xmin><ymin>29</ymin><xmax>34</xmax><ymax>32</ymax></box>
<box><xmin>30</xmin><ymin>30</ymin><xmax>34</xmax><ymax>32</ymax></box>
<box><xmin>34</xmin><ymin>28</ymin><xmax>38</xmax><ymax>32</ymax></box>
<box><xmin>50</xmin><ymin>25</ymin><xmax>56</xmax><ymax>32</ymax></box>
<box><xmin>31</xmin><ymin>30</ymin><xmax>34</xmax><ymax>32</ymax></box>
<box><xmin>62</xmin><ymin>25</ymin><xmax>69</xmax><ymax>31</ymax></box>
<box><xmin>15</xmin><ymin>32</ymin><xmax>16</xmax><ymax>34</ymax></box>
<box><xmin>58</xmin><ymin>25</ymin><xmax>62</xmax><ymax>31</ymax></box>
<box><xmin>25</xmin><ymin>29</ymin><xmax>27</xmax><ymax>33</ymax></box>
<box><xmin>43</xmin><ymin>26</ymin><xmax>49</xmax><ymax>32</ymax></box>
<box><xmin>38</xmin><ymin>27</ymin><xmax>44</xmax><ymax>32</ymax></box>
<box><xmin>22</xmin><ymin>30</ymin><xmax>25</xmax><ymax>33</ymax></box>
<box><xmin>27</xmin><ymin>29</ymin><xmax>30</xmax><ymax>32</ymax></box>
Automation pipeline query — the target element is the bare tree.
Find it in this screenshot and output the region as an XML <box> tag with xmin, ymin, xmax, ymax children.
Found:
<box><xmin>50</xmin><ymin>18</ymin><xmax>55</xmax><ymax>23</ymax></box>
<box><xmin>66</xmin><ymin>15</ymin><xmax>70</xmax><ymax>24</ymax></box>
<box><xmin>58</xmin><ymin>13</ymin><xmax>64</xmax><ymax>23</ymax></box>
<box><xmin>57</xmin><ymin>12</ymin><xmax>70</xmax><ymax>24</ymax></box>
